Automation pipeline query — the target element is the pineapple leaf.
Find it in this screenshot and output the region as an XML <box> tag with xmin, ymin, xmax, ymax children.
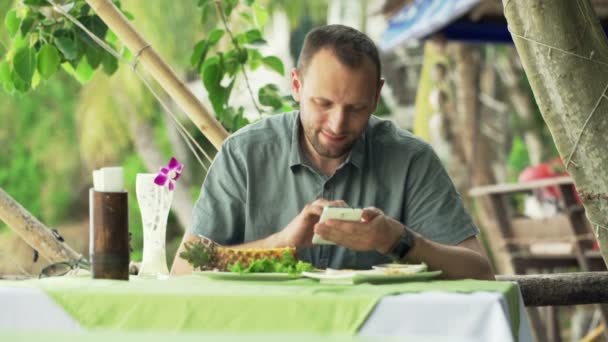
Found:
<box><xmin>179</xmin><ymin>241</ymin><xmax>214</xmax><ymax>270</ymax></box>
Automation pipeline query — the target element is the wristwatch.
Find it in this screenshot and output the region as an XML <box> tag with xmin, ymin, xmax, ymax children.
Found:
<box><xmin>386</xmin><ymin>226</ymin><xmax>416</xmax><ymax>262</ymax></box>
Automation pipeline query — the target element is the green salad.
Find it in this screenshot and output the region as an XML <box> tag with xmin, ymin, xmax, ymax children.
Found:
<box><xmin>228</xmin><ymin>250</ymin><xmax>314</xmax><ymax>275</ymax></box>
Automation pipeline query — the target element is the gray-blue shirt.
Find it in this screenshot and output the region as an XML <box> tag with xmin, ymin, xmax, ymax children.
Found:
<box><xmin>191</xmin><ymin>111</ymin><xmax>479</xmax><ymax>269</ymax></box>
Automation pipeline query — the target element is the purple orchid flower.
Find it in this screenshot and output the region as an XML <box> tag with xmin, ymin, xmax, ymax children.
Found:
<box><xmin>154</xmin><ymin>157</ymin><xmax>183</xmax><ymax>191</ymax></box>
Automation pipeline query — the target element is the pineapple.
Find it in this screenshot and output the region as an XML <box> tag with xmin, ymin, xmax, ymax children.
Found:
<box><xmin>180</xmin><ymin>235</ymin><xmax>296</xmax><ymax>271</ymax></box>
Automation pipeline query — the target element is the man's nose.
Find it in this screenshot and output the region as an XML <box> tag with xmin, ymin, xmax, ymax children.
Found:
<box><xmin>327</xmin><ymin>108</ymin><xmax>347</xmax><ymax>134</ymax></box>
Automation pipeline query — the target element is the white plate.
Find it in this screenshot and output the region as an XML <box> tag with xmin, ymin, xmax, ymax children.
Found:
<box><xmin>372</xmin><ymin>263</ymin><xmax>428</xmax><ymax>273</ymax></box>
<box><xmin>301</xmin><ymin>269</ymin><xmax>442</xmax><ymax>285</ymax></box>
<box><xmin>194</xmin><ymin>271</ymin><xmax>302</xmax><ymax>281</ymax></box>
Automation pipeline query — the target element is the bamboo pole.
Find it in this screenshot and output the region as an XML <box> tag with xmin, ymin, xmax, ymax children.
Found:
<box><xmin>85</xmin><ymin>0</ymin><xmax>229</xmax><ymax>150</ymax></box>
<box><xmin>0</xmin><ymin>188</ymin><xmax>81</xmax><ymax>263</ymax></box>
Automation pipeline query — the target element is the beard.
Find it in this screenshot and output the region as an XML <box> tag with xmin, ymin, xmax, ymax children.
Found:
<box><xmin>300</xmin><ymin>113</ymin><xmax>356</xmax><ymax>159</ymax></box>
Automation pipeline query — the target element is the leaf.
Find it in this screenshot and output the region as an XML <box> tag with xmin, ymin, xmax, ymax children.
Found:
<box><xmin>123</xmin><ymin>11</ymin><xmax>135</xmax><ymax>21</ymax></box>
<box><xmin>202</xmin><ymin>62</ymin><xmax>225</xmax><ymax>114</ymax></box>
<box><xmin>0</xmin><ymin>42</ymin><xmax>6</xmax><ymax>59</ymax></box>
<box><xmin>62</xmin><ymin>58</ymin><xmax>94</xmax><ymax>83</ymax></box>
<box><xmin>106</xmin><ymin>30</ymin><xmax>119</xmax><ymax>46</ymax></box>
<box><xmin>5</xmin><ymin>10</ymin><xmax>20</xmax><ymax>38</ymax></box>
<box><xmin>208</xmin><ymin>28</ymin><xmax>225</xmax><ymax>45</ymax></box>
<box><xmin>190</xmin><ymin>40</ymin><xmax>209</xmax><ymax>69</ymax></box>
<box><xmin>253</xmin><ymin>3</ymin><xmax>268</xmax><ymax>28</ymax></box>
<box><xmin>55</xmin><ymin>37</ymin><xmax>78</xmax><ymax>60</ymax></box>
<box><xmin>245</xmin><ymin>29</ymin><xmax>264</xmax><ymax>44</ymax></box>
<box><xmin>262</xmin><ymin>56</ymin><xmax>284</xmax><ymax>75</ymax></box>
<box><xmin>85</xmin><ymin>44</ymin><xmax>102</xmax><ymax>69</ymax></box>
<box><xmin>23</xmin><ymin>0</ymin><xmax>50</xmax><ymax>6</ymax></box>
<box><xmin>239</xmin><ymin>12</ymin><xmax>254</xmax><ymax>26</ymax></box>
<box><xmin>223</xmin><ymin>50</ymin><xmax>240</xmax><ymax>75</ymax></box>
<box><xmin>247</xmin><ymin>48</ymin><xmax>263</xmax><ymax>70</ymax></box>
<box><xmin>258</xmin><ymin>84</ymin><xmax>283</xmax><ymax>110</ymax></box>
<box><xmin>77</xmin><ymin>15</ymin><xmax>108</xmax><ymax>47</ymax></box>
<box><xmin>102</xmin><ymin>52</ymin><xmax>118</xmax><ymax>75</ymax></box>
<box><xmin>237</xmin><ymin>49</ymin><xmax>248</xmax><ymax>64</ymax></box>
<box><xmin>75</xmin><ymin>58</ymin><xmax>94</xmax><ymax>82</ymax></box>
<box><xmin>10</xmin><ymin>69</ymin><xmax>30</xmax><ymax>93</ymax></box>
<box><xmin>243</xmin><ymin>0</ymin><xmax>255</xmax><ymax>6</ymax></box>
<box><xmin>19</xmin><ymin>17</ymin><xmax>35</xmax><ymax>36</ymax></box>
<box><xmin>36</xmin><ymin>44</ymin><xmax>61</xmax><ymax>80</ymax></box>
<box><xmin>224</xmin><ymin>0</ymin><xmax>238</xmax><ymax>17</ymax></box>
<box><xmin>13</xmin><ymin>46</ymin><xmax>37</xmax><ymax>85</ymax></box>
<box><xmin>31</xmin><ymin>70</ymin><xmax>41</xmax><ymax>89</ymax></box>
<box><xmin>0</xmin><ymin>61</ymin><xmax>14</xmax><ymax>92</ymax></box>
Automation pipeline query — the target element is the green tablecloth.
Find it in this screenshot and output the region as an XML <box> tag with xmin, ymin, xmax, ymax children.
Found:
<box><xmin>0</xmin><ymin>331</ymin><xmax>442</xmax><ymax>342</ymax></box>
<box><xmin>2</xmin><ymin>275</ymin><xmax>520</xmax><ymax>338</ymax></box>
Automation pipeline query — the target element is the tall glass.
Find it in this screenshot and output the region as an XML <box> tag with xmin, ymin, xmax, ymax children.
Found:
<box><xmin>136</xmin><ymin>173</ymin><xmax>173</xmax><ymax>277</ymax></box>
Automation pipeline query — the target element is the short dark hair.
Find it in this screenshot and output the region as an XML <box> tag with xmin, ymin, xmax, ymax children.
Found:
<box><xmin>297</xmin><ymin>24</ymin><xmax>381</xmax><ymax>84</ymax></box>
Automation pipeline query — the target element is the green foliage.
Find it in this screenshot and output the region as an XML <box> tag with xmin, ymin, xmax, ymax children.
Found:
<box><xmin>0</xmin><ymin>0</ymin><xmax>128</xmax><ymax>94</ymax></box>
<box><xmin>228</xmin><ymin>250</ymin><xmax>314</xmax><ymax>275</ymax></box>
<box><xmin>193</xmin><ymin>0</ymin><xmax>294</xmax><ymax>132</ymax></box>
<box><xmin>507</xmin><ymin>135</ymin><xmax>530</xmax><ymax>182</ymax></box>
<box><xmin>122</xmin><ymin>154</ymin><xmax>147</xmax><ymax>262</ymax></box>
<box><xmin>0</xmin><ymin>74</ymin><xmax>82</xmax><ymax>228</ymax></box>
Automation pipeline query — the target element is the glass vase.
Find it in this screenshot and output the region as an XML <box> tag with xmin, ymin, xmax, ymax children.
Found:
<box><xmin>136</xmin><ymin>173</ymin><xmax>173</xmax><ymax>278</ymax></box>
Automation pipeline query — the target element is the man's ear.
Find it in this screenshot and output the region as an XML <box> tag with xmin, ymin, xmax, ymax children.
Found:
<box><xmin>291</xmin><ymin>68</ymin><xmax>302</xmax><ymax>102</ymax></box>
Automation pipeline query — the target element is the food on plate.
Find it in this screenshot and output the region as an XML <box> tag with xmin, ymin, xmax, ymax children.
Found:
<box><xmin>372</xmin><ymin>263</ymin><xmax>428</xmax><ymax>274</ymax></box>
<box><xmin>179</xmin><ymin>235</ymin><xmax>313</xmax><ymax>274</ymax></box>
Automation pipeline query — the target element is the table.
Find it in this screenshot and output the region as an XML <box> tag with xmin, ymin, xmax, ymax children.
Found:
<box><xmin>0</xmin><ymin>275</ymin><xmax>532</xmax><ymax>342</ymax></box>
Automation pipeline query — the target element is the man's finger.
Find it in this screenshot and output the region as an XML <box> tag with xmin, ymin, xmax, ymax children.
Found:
<box><xmin>311</xmin><ymin>198</ymin><xmax>330</xmax><ymax>206</ymax></box>
<box><xmin>328</xmin><ymin>199</ymin><xmax>348</xmax><ymax>208</ymax></box>
<box><xmin>305</xmin><ymin>204</ymin><xmax>324</xmax><ymax>217</ymax></box>
<box><xmin>362</xmin><ymin>207</ymin><xmax>383</xmax><ymax>222</ymax></box>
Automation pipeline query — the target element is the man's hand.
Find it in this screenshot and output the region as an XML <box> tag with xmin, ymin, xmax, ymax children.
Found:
<box><xmin>278</xmin><ymin>198</ymin><xmax>348</xmax><ymax>247</ymax></box>
<box><xmin>313</xmin><ymin>206</ymin><xmax>403</xmax><ymax>253</ymax></box>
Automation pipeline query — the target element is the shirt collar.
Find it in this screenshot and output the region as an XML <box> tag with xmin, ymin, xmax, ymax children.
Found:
<box><xmin>289</xmin><ymin>111</ymin><xmax>365</xmax><ymax>171</ymax></box>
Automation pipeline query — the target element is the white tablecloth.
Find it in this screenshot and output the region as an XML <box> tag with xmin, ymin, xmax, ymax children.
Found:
<box><xmin>0</xmin><ymin>286</ymin><xmax>532</xmax><ymax>341</ymax></box>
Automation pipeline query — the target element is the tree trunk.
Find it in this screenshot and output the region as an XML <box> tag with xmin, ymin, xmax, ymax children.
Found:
<box><xmin>504</xmin><ymin>0</ymin><xmax>608</xmax><ymax>265</ymax></box>
<box><xmin>0</xmin><ymin>188</ymin><xmax>81</xmax><ymax>263</ymax></box>
<box><xmin>85</xmin><ymin>0</ymin><xmax>229</xmax><ymax>149</ymax></box>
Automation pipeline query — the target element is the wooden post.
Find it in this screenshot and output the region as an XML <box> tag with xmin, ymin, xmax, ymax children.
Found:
<box><xmin>0</xmin><ymin>187</ymin><xmax>81</xmax><ymax>263</ymax></box>
<box><xmin>85</xmin><ymin>0</ymin><xmax>229</xmax><ymax>150</ymax></box>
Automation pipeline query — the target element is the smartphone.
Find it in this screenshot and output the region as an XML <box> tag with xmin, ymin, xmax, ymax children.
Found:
<box><xmin>312</xmin><ymin>206</ymin><xmax>363</xmax><ymax>245</ymax></box>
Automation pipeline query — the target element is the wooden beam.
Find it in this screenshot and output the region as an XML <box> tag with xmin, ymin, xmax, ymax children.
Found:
<box><xmin>0</xmin><ymin>188</ymin><xmax>81</xmax><ymax>263</ymax></box>
<box><xmin>469</xmin><ymin>176</ymin><xmax>573</xmax><ymax>197</ymax></box>
<box><xmin>497</xmin><ymin>272</ymin><xmax>608</xmax><ymax>306</ymax></box>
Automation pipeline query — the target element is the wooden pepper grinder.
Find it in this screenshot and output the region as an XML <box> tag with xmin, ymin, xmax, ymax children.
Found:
<box><xmin>89</xmin><ymin>167</ymin><xmax>130</xmax><ymax>280</ymax></box>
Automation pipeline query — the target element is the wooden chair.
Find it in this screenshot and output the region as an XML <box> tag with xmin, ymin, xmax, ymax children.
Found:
<box><xmin>469</xmin><ymin>176</ymin><xmax>606</xmax><ymax>342</ymax></box>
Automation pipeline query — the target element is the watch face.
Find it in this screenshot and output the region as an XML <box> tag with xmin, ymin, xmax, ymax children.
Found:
<box><xmin>390</xmin><ymin>228</ymin><xmax>414</xmax><ymax>261</ymax></box>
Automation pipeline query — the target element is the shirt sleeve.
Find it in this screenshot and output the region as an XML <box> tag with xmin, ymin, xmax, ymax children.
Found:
<box><xmin>190</xmin><ymin>139</ymin><xmax>246</xmax><ymax>245</ymax></box>
<box><xmin>403</xmin><ymin>144</ymin><xmax>479</xmax><ymax>245</ymax></box>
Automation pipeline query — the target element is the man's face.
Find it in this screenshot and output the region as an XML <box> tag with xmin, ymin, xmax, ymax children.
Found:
<box><xmin>291</xmin><ymin>48</ymin><xmax>383</xmax><ymax>160</ymax></box>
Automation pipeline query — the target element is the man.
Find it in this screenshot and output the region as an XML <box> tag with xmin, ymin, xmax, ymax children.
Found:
<box><xmin>172</xmin><ymin>25</ymin><xmax>494</xmax><ymax>280</ymax></box>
